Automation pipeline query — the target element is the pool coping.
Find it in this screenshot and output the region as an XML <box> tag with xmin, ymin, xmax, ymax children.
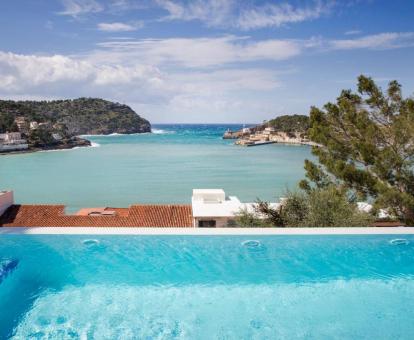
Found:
<box><xmin>1</xmin><ymin>227</ymin><xmax>414</xmax><ymax>235</ymax></box>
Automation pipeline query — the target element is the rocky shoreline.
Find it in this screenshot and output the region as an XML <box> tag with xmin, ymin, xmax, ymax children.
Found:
<box><xmin>223</xmin><ymin>116</ymin><xmax>318</xmax><ymax>147</ymax></box>
<box><xmin>0</xmin><ymin>137</ymin><xmax>92</xmax><ymax>155</ymax></box>
<box><xmin>0</xmin><ymin>97</ymin><xmax>153</xmax><ymax>155</ymax></box>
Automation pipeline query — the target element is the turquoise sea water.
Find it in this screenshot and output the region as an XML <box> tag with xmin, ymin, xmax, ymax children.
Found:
<box><xmin>0</xmin><ymin>124</ymin><xmax>312</xmax><ymax>211</ymax></box>
<box><xmin>1</xmin><ymin>235</ymin><xmax>414</xmax><ymax>339</ymax></box>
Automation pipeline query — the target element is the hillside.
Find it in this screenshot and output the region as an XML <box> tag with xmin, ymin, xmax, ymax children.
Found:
<box><xmin>0</xmin><ymin>98</ymin><xmax>151</xmax><ymax>135</ymax></box>
<box><xmin>267</xmin><ymin>115</ymin><xmax>309</xmax><ymax>135</ymax></box>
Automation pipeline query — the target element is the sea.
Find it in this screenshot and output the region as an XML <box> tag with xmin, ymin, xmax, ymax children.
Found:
<box><xmin>0</xmin><ymin>124</ymin><xmax>313</xmax><ymax>212</ymax></box>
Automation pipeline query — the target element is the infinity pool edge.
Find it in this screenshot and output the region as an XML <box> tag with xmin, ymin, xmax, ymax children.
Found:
<box><xmin>1</xmin><ymin>226</ymin><xmax>413</xmax><ymax>235</ymax></box>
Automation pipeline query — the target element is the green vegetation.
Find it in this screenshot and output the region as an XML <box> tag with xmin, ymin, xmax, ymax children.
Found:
<box><xmin>235</xmin><ymin>186</ymin><xmax>374</xmax><ymax>227</ymax></box>
<box><xmin>0</xmin><ymin>112</ymin><xmax>18</xmax><ymax>133</ymax></box>
<box><xmin>28</xmin><ymin>126</ymin><xmax>56</xmax><ymax>147</ymax></box>
<box><xmin>233</xmin><ymin>208</ymin><xmax>275</xmax><ymax>228</ymax></box>
<box><xmin>283</xmin><ymin>187</ymin><xmax>374</xmax><ymax>227</ymax></box>
<box><xmin>267</xmin><ymin>114</ymin><xmax>309</xmax><ymax>135</ymax></box>
<box><xmin>300</xmin><ymin>75</ymin><xmax>414</xmax><ymax>224</ymax></box>
<box><xmin>0</xmin><ymin>98</ymin><xmax>151</xmax><ymax>135</ymax></box>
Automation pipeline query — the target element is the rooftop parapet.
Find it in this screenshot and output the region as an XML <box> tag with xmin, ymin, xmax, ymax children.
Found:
<box><xmin>0</xmin><ymin>191</ymin><xmax>14</xmax><ymax>216</ymax></box>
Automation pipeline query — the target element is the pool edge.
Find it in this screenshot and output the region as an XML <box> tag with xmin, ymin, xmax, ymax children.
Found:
<box><xmin>1</xmin><ymin>227</ymin><xmax>413</xmax><ymax>235</ymax></box>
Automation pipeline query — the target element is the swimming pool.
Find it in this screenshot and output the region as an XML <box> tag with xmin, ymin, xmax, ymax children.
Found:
<box><xmin>1</xmin><ymin>234</ymin><xmax>414</xmax><ymax>339</ymax></box>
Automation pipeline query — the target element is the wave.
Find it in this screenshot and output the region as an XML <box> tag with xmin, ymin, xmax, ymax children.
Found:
<box><xmin>81</xmin><ymin>130</ymin><xmax>175</xmax><ymax>137</ymax></box>
<box><xmin>81</xmin><ymin>132</ymin><xmax>149</xmax><ymax>137</ymax></box>
<box><xmin>39</xmin><ymin>142</ymin><xmax>100</xmax><ymax>153</ymax></box>
<box><xmin>152</xmin><ymin>129</ymin><xmax>175</xmax><ymax>135</ymax></box>
<box><xmin>73</xmin><ymin>142</ymin><xmax>100</xmax><ymax>149</ymax></box>
<box><xmin>80</xmin><ymin>133</ymin><xmax>128</xmax><ymax>137</ymax></box>
<box><xmin>39</xmin><ymin>148</ymin><xmax>73</xmax><ymax>153</ymax></box>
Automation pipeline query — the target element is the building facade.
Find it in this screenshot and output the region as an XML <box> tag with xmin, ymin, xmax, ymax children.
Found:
<box><xmin>0</xmin><ymin>132</ymin><xmax>28</xmax><ymax>152</ymax></box>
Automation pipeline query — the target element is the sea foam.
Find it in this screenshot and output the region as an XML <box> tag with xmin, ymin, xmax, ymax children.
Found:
<box><xmin>152</xmin><ymin>128</ymin><xmax>174</xmax><ymax>134</ymax></box>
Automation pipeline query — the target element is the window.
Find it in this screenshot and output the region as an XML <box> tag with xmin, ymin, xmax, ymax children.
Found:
<box><xmin>198</xmin><ymin>220</ymin><xmax>216</xmax><ymax>228</ymax></box>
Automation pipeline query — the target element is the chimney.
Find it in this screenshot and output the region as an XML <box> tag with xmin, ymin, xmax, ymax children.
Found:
<box><xmin>0</xmin><ymin>191</ymin><xmax>14</xmax><ymax>216</ymax></box>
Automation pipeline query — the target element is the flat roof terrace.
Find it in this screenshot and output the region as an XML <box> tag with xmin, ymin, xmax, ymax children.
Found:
<box><xmin>0</xmin><ymin>204</ymin><xmax>193</xmax><ymax>228</ymax></box>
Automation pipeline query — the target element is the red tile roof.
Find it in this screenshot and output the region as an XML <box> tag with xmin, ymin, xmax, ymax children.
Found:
<box><xmin>0</xmin><ymin>204</ymin><xmax>193</xmax><ymax>228</ymax></box>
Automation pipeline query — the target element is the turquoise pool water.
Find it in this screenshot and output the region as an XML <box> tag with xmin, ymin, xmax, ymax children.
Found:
<box><xmin>0</xmin><ymin>124</ymin><xmax>311</xmax><ymax>211</ymax></box>
<box><xmin>1</xmin><ymin>235</ymin><xmax>414</xmax><ymax>339</ymax></box>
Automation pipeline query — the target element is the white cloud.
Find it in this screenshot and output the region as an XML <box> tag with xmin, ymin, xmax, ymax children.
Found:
<box><xmin>94</xmin><ymin>36</ymin><xmax>302</xmax><ymax>67</ymax></box>
<box><xmin>0</xmin><ymin>48</ymin><xmax>285</xmax><ymax>122</ymax></box>
<box><xmin>97</xmin><ymin>22</ymin><xmax>143</xmax><ymax>32</ymax></box>
<box><xmin>344</xmin><ymin>30</ymin><xmax>362</xmax><ymax>36</ymax></box>
<box><xmin>59</xmin><ymin>0</ymin><xmax>104</xmax><ymax>16</ymax></box>
<box><xmin>0</xmin><ymin>52</ymin><xmax>91</xmax><ymax>89</ymax></box>
<box><xmin>331</xmin><ymin>32</ymin><xmax>414</xmax><ymax>50</ymax></box>
<box><xmin>156</xmin><ymin>0</ymin><xmax>234</xmax><ymax>27</ymax></box>
<box><xmin>173</xmin><ymin>68</ymin><xmax>281</xmax><ymax>93</ymax></box>
<box><xmin>3</xmin><ymin>30</ymin><xmax>413</xmax><ymax>123</ymax></box>
<box><xmin>237</xmin><ymin>2</ymin><xmax>329</xmax><ymax>30</ymax></box>
<box><xmin>156</xmin><ymin>0</ymin><xmax>331</xmax><ymax>30</ymax></box>
<box><xmin>0</xmin><ymin>51</ymin><xmax>164</xmax><ymax>97</ymax></box>
<box><xmin>109</xmin><ymin>0</ymin><xmax>150</xmax><ymax>11</ymax></box>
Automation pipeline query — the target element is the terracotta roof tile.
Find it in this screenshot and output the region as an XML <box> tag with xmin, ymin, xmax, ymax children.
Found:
<box><xmin>0</xmin><ymin>204</ymin><xmax>193</xmax><ymax>228</ymax></box>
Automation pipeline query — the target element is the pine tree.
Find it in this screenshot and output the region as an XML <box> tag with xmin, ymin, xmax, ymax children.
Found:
<box><xmin>300</xmin><ymin>75</ymin><xmax>414</xmax><ymax>223</ymax></box>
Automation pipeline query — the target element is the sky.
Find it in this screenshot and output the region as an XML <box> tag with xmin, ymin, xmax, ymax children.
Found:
<box><xmin>0</xmin><ymin>0</ymin><xmax>413</xmax><ymax>123</ymax></box>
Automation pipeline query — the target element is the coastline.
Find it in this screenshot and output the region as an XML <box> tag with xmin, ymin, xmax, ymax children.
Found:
<box><xmin>223</xmin><ymin>120</ymin><xmax>317</xmax><ymax>147</ymax></box>
<box><xmin>0</xmin><ymin>137</ymin><xmax>92</xmax><ymax>156</ymax></box>
<box><xmin>0</xmin><ymin>130</ymin><xmax>156</xmax><ymax>156</ymax></box>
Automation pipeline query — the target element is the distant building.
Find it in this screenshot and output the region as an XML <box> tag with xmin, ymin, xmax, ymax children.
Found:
<box><xmin>14</xmin><ymin>117</ymin><xmax>28</xmax><ymax>133</ymax></box>
<box><xmin>191</xmin><ymin>189</ymin><xmax>280</xmax><ymax>227</ymax></box>
<box><xmin>0</xmin><ymin>189</ymin><xmax>403</xmax><ymax>228</ymax></box>
<box><xmin>0</xmin><ymin>132</ymin><xmax>28</xmax><ymax>152</ymax></box>
<box><xmin>0</xmin><ymin>191</ymin><xmax>14</xmax><ymax>216</ymax></box>
<box><xmin>38</xmin><ymin>122</ymin><xmax>52</xmax><ymax>128</ymax></box>
<box><xmin>0</xmin><ymin>191</ymin><xmax>193</xmax><ymax>227</ymax></box>
<box><xmin>262</xmin><ymin>127</ymin><xmax>275</xmax><ymax>136</ymax></box>
<box><xmin>52</xmin><ymin>133</ymin><xmax>63</xmax><ymax>141</ymax></box>
<box><xmin>30</xmin><ymin>121</ymin><xmax>39</xmax><ymax>130</ymax></box>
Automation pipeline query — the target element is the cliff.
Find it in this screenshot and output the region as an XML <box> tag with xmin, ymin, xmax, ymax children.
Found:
<box><xmin>0</xmin><ymin>98</ymin><xmax>151</xmax><ymax>153</ymax></box>
<box><xmin>0</xmin><ymin>98</ymin><xmax>151</xmax><ymax>135</ymax></box>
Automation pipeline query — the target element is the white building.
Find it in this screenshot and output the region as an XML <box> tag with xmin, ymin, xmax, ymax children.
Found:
<box><xmin>191</xmin><ymin>189</ymin><xmax>280</xmax><ymax>227</ymax></box>
<box><xmin>0</xmin><ymin>132</ymin><xmax>25</xmax><ymax>143</ymax></box>
<box><xmin>0</xmin><ymin>132</ymin><xmax>28</xmax><ymax>151</ymax></box>
<box><xmin>14</xmin><ymin>117</ymin><xmax>28</xmax><ymax>133</ymax></box>
<box><xmin>52</xmin><ymin>133</ymin><xmax>63</xmax><ymax>141</ymax></box>
<box><xmin>30</xmin><ymin>121</ymin><xmax>39</xmax><ymax>130</ymax></box>
<box><xmin>0</xmin><ymin>191</ymin><xmax>14</xmax><ymax>216</ymax></box>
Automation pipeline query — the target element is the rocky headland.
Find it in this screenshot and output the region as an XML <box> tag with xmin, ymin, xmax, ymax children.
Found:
<box><xmin>0</xmin><ymin>98</ymin><xmax>151</xmax><ymax>154</ymax></box>
<box><xmin>224</xmin><ymin>115</ymin><xmax>317</xmax><ymax>146</ymax></box>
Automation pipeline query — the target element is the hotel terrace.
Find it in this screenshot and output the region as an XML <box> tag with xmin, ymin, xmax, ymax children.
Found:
<box><xmin>0</xmin><ymin>189</ymin><xmax>402</xmax><ymax>228</ymax></box>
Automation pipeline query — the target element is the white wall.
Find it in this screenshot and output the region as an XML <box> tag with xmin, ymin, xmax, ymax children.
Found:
<box><xmin>192</xmin><ymin>189</ymin><xmax>225</xmax><ymax>203</ymax></box>
<box><xmin>0</xmin><ymin>144</ymin><xmax>28</xmax><ymax>151</ymax></box>
<box><xmin>0</xmin><ymin>191</ymin><xmax>14</xmax><ymax>216</ymax></box>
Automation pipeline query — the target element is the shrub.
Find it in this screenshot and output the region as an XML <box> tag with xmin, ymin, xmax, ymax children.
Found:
<box><xmin>280</xmin><ymin>190</ymin><xmax>309</xmax><ymax>227</ymax></box>
<box><xmin>28</xmin><ymin>127</ymin><xmax>55</xmax><ymax>147</ymax></box>
<box><xmin>304</xmin><ymin>186</ymin><xmax>374</xmax><ymax>227</ymax></box>
<box><xmin>234</xmin><ymin>208</ymin><xmax>275</xmax><ymax>228</ymax></box>
<box><xmin>250</xmin><ymin>186</ymin><xmax>375</xmax><ymax>228</ymax></box>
